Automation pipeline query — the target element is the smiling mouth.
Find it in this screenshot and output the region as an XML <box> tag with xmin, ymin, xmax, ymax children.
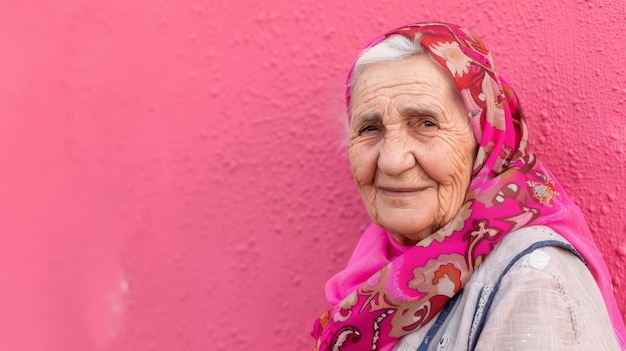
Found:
<box><xmin>378</xmin><ymin>187</ymin><xmax>426</xmax><ymax>197</ymax></box>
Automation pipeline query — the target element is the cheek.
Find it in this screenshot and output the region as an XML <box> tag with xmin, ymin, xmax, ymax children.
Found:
<box><xmin>349</xmin><ymin>144</ymin><xmax>377</xmax><ymax>185</ymax></box>
<box><xmin>419</xmin><ymin>151</ymin><xmax>459</xmax><ymax>186</ymax></box>
<box><xmin>457</xmin><ymin>138</ymin><xmax>477</xmax><ymax>179</ymax></box>
<box><xmin>429</xmin><ymin>137</ymin><xmax>476</xmax><ymax>183</ymax></box>
<box><xmin>426</xmin><ymin>139</ymin><xmax>476</xmax><ymax>218</ymax></box>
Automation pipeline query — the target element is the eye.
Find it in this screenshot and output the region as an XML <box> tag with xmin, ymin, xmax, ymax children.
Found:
<box><xmin>359</xmin><ymin>125</ymin><xmax>380</xmax><ymax>135</ymax></box>
<box><xmin>409</xmin><ymin>117</ymin><xmax>438</xmax><ymax>130</ymax></box>
<box><xmin>422</xmin><ymin>120</ymin><xmax>437</xmax><ymax>128</ymax></box>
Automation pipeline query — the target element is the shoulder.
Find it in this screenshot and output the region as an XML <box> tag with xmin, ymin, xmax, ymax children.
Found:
<box><xmin>489</xmin><ymin>225</ymin><xmax>590</xmax><ymax>292</ymax></box>
<box><xmin>475</xmin><ymin>226</ymin><xmax>620</xmax><ymax>350</ymax></box>
<box><xmin>486</xmin><ymin>225</ymin><xmax>598</xmax><ymax>305</ymax></box>
<box><xmin>465</xmin><ymin>225</ymin><xmax>586</xmax><ymax>301</ymax></box>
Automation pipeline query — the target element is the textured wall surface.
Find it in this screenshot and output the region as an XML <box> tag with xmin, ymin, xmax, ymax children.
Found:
<box><xmin>1</xmin><ymin>0</ymin><xmax>625</xmax><ymax>350</ymax></box>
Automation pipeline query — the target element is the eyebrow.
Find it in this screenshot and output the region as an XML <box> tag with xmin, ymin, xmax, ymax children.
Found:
<box><xmin>352</xmin><ymin>112</ymin><xmax>381</xmax><ymax>126</ymax></box>
<box><xmin>352</xmin><ymin>106</ymin><xmax>440</xmax><ymax>128</ymax></box>
<box><xmin>402</xmin><ymin>107</ymin><xmax>439</xmax><ymax>117</ymax></box>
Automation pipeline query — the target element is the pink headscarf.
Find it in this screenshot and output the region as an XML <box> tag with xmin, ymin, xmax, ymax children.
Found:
<box><xmin>312</xmin><ymin>22</ymin><xmax>625</xmax><ymax>351</ymax></box>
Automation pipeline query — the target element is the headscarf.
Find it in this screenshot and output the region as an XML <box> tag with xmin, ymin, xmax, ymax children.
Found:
<box><xmin>311</xmin><ymin>22</ymin><xmax>626</xmax><ymax>351</ymax></box>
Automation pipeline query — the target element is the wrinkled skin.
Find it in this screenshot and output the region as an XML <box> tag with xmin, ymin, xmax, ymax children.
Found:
<box><xmin>349</xmin><ymin>54</ymin><xmax>477</xmax><ymax>245</ymax></box>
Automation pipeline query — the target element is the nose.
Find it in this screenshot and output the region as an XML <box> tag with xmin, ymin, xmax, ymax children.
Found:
<box><xmin>377</xmin><ymin>132</ymin><xmax>416</xmax><ymax>176</ymax></box>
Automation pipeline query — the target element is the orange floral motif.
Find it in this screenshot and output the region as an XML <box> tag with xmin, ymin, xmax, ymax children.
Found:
<box><xmin>432</xmin><ymin>263</ymin><xmax>463</xmax><ymax>294</ymax></box>
<box><xmin>408</xmin><ymin>253</ymin><xmax>470</xmax><ymax>297</ymax></box>
<box><xmin>527</xmin><ymin>180</ymin><xmax>560</xmax><ymax>207</ymax></box>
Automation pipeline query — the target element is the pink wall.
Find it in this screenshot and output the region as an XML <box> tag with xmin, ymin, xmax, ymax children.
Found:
<box><xmin>1</xmin><ymin>0</ymin><xmax>624</xmax><ymax>350</ymax></box>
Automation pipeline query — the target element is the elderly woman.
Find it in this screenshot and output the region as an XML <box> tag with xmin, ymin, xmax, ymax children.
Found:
<box><xmin>311</xmin><ymin>23</ymin><xmax>626</xmax><ymax>351</ymax></box>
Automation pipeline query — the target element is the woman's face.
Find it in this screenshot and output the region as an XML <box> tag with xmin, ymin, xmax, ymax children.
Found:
<box><xmin>349</xmin><ymin>54</ymin><xmax>477</xmax><ymax>245</ymax></box>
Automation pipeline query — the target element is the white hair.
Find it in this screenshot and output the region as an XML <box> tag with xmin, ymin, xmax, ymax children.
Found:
<box><xmin>341</xmin><ymin>35</ymin><xmax>427</xmax><ymax>146</ymax></box>
<box><xmin>349</xmin><ymin>34</ymin><xmax>425</xmax><ymax>89</ymax></box>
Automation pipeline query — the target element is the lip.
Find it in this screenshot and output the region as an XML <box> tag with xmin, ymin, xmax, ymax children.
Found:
<box><xmin>377</xmin><ymin>186</ymin><xmax>426</xmax><ymax>197</ymax></box>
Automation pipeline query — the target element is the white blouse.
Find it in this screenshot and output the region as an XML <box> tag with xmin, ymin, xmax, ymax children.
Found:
<box><xmin>394</xmin><ymin>226</ymin><xmax>622</xmax><ymax>351</ymax></box>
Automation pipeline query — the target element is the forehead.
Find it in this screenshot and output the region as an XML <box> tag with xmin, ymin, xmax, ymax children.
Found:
<box><xmin>350</xmin><ymin>54</ymin><xmax>459</xmax><ymax>111</ymax></box>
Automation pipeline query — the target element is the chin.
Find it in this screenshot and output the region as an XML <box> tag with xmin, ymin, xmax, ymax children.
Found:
<box><xmin>376</xmin><ymin>214</ymin><xmax>433</xmax><ymax>246</ymax></box>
